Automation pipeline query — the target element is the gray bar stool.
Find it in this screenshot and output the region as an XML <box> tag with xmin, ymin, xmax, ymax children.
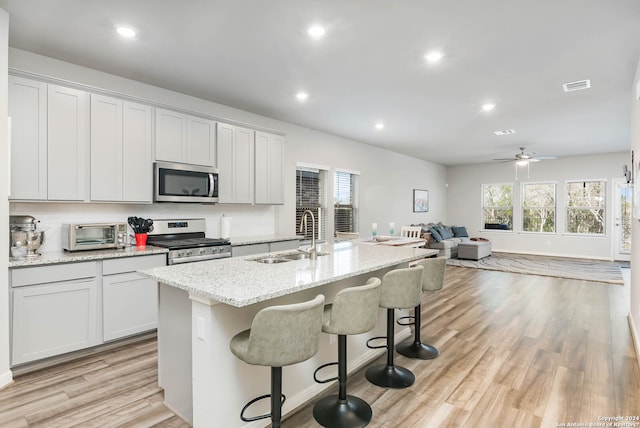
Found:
<box><xmin>312</xmin><ymin>277</ymin><xmax>382</xmax><ymax>428</ymax></box>
<box><xmin>230</xmin><ymin>294</ymin><xmax>325</xmax><ymax>428</ymax></box>
<box><xmin>365</xmin><ymin>265</ymin><xmax>424</xmax><ymax>389</ymax></box>
<box><xmin>396</xmin><ymin>257</ymin><xmax>446</xmax><ymax>359</ymax></box>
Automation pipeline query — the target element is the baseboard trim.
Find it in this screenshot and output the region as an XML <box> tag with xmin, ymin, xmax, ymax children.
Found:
<box><xmin>0</xmin><ymin>369</ymin><xmax>13</xmax><ymax>390</ymax></box>
<box><xmin>628</xmin><ymin>312</ymin><xmax>640</xmax><ymax>372</ymax></box>
<box><xmin>491</xmin><ymin>249</ymin><xmax>612</xmax><ymax>262</ymax></box>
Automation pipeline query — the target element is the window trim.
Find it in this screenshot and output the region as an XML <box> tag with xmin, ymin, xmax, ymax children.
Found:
<box><xmin>564</xmin><ymin>178</ymin><xmax>607</xmax><ymax>236</ymax></box>
<box><xmin>520</xmin><ymin>181</ymin><xmax>557</xmax><ymax>234</ymax></box>
<box><xmin>333</xmin><ymin>168</ymin><xmax>360</xmax><ymax>236</ymax></box>
<box><xmin>481</xmin><ymin>182</ymin><xmax>514</xmax><ymax>232</ymax></box>
<box><xmin>296</xmin><ymin>163</ymin><xmax>329</xmax><ymax>243</ymax></box>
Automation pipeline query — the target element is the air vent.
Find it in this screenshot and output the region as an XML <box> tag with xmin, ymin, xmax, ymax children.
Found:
<box><xmin>494</xmin><ymin>129</ymin><xmax>516</xmax><ymax>136</ymax></box>
<box><xmin>563</xmin><ymin>79</ymin><xmax>591</xmax><ymax>92</ymax></box>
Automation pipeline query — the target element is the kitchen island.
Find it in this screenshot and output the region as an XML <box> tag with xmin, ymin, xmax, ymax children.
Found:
<box><xmin>138</xmin><ymin>241</ymin><xmax>437</xmax><ymax>427</ymax></box>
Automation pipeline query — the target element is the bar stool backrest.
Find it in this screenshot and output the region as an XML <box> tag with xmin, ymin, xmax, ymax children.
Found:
<box><xmin>379</xmin><ymin>265</ymin><xmax>424</xmax><ymax>309</ymax></box>
<box><xmin>414</xmin><ymin>257</ymin><xmax>446</xmax><ymax>292</ymax></box>
<box><xmin>324</xmin><ymin>277</ymin><xmax>382</xmax><ymax>335</ymax></box>
<box><xmin>244</xmin><ymin>294</ymin><xmax>325</xmax><ymax>366</ymax></box>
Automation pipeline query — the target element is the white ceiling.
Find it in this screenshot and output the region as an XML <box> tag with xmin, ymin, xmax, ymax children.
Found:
<box><xmin>6</xmin><ymin>0</ymin><xmax>640</xmax><ymax>165</ymax></box>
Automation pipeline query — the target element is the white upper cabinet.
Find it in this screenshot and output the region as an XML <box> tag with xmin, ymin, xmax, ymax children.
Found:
<box><xmin>155</xmin><ymin>108</ymin><xmax>186</xmax><ymax>163</ymax></box>
<box><xmin>255</xmin><ymin>131</ymin><xmax>284</xmax><ymax>204</ymax></box>
<box><xmin>90</xmin><ymin>94</ymin><xmax>152</xmax><ymax>202</ymax></box>
<box><xmin>187</xmin><ymin>116</ymin><xmax>216</xmax><ymax>166</ymax></box>
<box><xmin>90</xmin><ymin>94</ymin><xmax>123</xmax><ymax>201</ymax></box>
<box><xmin>47</xmin><ymin>84</ymin><xmax>89</xmax><ymax>201</ymax></box>
<box><xmin>217</xmin><ymin>123</ymin><xmax>254</xmax><ymax>203</ymax></box>
<box><xmin>155</xmin><ymin>108</ymin><xmax>216</xmax><ymax>167</ymax></box>
<box><xmin>8</xmin><ymin>76</ymin><xmax>48</xmax><ymax>200</ymax></box>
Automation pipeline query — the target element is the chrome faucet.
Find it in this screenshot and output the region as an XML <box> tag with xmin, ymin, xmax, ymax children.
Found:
<box><xmin>299</xmin><ymin>209</ymin><xmax>317</xmax><ymax>260</ymax></box>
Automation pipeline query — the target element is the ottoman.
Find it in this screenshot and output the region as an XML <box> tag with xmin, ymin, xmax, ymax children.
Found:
<box><xmin>458</xmin><ymin>240</ymin><xmax>492</xmax><ymax>260</ymax></box>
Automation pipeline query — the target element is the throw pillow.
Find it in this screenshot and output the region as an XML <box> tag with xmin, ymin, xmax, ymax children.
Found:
<box><xmin>435</xmin><ymin>225</ymin><xmax>452</xmax><ymax>239</ymax></box>
<box><xmin>428</xmin><ymin>226</ymin><xmax>443</xmax><ymax>242</ymax></box>
<box><xmin>452</xmin><ymin>226</ymin><xmax>469</xmax><ymax>237</ymax></box>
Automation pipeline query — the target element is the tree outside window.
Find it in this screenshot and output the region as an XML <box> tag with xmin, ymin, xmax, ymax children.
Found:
<box><xmin>482</xmin><ymin>184</ymin><xmax>513</xmax><ymax>229</ymax></box>
<box><xmin>522</xmin><ymin>183</ymin><xmax>556</xmax><ymax>232</ymax></box>
<box><xmin>566</xmin><ymin>180</ymin><xmax>606</xmax><ymax>234</ymax></box>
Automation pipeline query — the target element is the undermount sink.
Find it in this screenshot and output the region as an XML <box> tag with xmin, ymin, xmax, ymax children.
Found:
<box><xmin>255</xmin><ymin>257</ymin><xmax>292</xmax><ymax>264</ymax></box>
<box><xmin>279</xmin><ymin>251</ymin><xmax>328</xmax><ymax>260</ymax></box>
<box><xmin>252</xmin><ymin>251</ymin><xmax>328</xmax><ymax>263</ymax></box>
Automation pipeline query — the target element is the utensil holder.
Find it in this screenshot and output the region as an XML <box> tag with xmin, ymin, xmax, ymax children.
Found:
<box><xmin>135</xmin><ymin>233</ymin><xmax>148</xmax><ymax>248</ymax></box>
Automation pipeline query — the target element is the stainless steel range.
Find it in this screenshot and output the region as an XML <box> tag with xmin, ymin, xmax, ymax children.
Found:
<box><xmin>146</xmin><ymin>218</ymin><xmax>231</xmax><ymax>265</ymax></box>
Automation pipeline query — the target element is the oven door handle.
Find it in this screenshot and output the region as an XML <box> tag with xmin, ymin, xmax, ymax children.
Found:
<box><xmin>169</xmin><ymin>253</ymin><xmax>231</xmax><ymax>265</ymax></box>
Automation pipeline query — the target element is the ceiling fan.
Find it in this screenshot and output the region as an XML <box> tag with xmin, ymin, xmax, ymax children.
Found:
<box><xmin>493</xmin><ymin>147</ymin><xmax>556</xmax><ymax>165</ymax></box>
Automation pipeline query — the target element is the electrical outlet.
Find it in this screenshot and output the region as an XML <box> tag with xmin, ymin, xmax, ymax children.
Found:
<box><xmin>197</xmin><ymin>316</ymin><xmax>205</xmax><ymax>341</ymax></box>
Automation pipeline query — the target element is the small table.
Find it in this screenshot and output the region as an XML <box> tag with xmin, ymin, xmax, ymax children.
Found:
<box><xmin>458</xmin><ymin>240</ymin><xmax>492</xmax><ymax>260</ymax></box>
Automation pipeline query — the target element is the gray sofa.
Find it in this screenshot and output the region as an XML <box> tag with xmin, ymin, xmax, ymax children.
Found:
<box><xmin>413</xmin><ymin>223</ymin><xmax>471</xmax><ymax>259</ymax></box>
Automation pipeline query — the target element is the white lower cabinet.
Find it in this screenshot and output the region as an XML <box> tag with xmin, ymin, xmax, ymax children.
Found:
<box><xmin>102</xmin><ymin>255</ymin><xmax>165</xmax><ymax>341</ymax></box>
<box><xmin>12</xmin><ymin>275</ymin><xmax>99</xmax><ymax>366</ymax></box>
<box><xmin>10</xmin><ymin>254</ymin><xmax>165</xmax><ymax>366</ymax></box>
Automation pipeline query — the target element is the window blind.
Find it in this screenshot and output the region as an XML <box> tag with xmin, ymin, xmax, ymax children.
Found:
<box><xmin>334</xmin><ymin>170</ymin><xmax>359</xmax><ymax>234</ymax></box>
<box><xmin>296</xmin><ymin>167</ymin><xmax>327</xmax><ymax>241</ymax></box>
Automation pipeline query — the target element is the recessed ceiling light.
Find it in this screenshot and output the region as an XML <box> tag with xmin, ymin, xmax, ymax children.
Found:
<box><xmin>296</xmin><ymin>92</ymin><xmax>309</xmax><ymax>101</ymax></box>
<box><xmin>375</xmin><ymin>123</ymin><xmax>385</xmax><ymax>130</ymax></box>
<box><xmin>308</xmin><ymin>25</ymin><xmax>326</xmax><ymax>39</ymax></box>
<box><xmin>481</xmin><ymin>103</ymin><xmax>496</xmax><ymax>112</ymax></box>
<box><xmin>424</xmin><ymin>51</ymin><xmax>444</xmax><ymax>63</ymax></box>
<box><xmin>116</xmin><ymin>26</ymin><xmax>136</xmax><ymax>38</ymax></box>
<box><xmin>494</xmin><ymin>129</ymin><xmax>516</xmax><ymax>136</ymax></box>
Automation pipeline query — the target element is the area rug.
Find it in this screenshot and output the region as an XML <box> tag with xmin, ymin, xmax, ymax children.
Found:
<box><xmin>446</xmin><ymin>252</ymin><xmax>626</xmax><ymax>284</ymax></box>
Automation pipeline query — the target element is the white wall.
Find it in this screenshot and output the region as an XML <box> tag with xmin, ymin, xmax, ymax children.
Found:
<box><xmin>0</xmin><ymin>4</ymin><xmax>11</xmax><ymax>389</ymax></box>
<box><xmin>629</xmin><ymin>58</ymin><xmax>640</xmax><ymax>353</ymax></box>
<box><xmin>8</xmin><ymin>48</ymin><xmax>447</xmax><ymax>250</ymax></box>
<box><xmin>446</xmin><ymin>152</ymin><xmax>628</xmax><ymax>259</ymax></box>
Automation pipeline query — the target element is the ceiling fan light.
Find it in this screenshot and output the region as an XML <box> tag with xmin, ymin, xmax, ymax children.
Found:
<box><xmin>516</xmin><ymin>160</ymin><xmax>529</xmax><ymax>166</ymax></box>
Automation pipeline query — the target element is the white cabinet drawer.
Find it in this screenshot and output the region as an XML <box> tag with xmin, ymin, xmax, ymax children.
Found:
<box><xmin>103</xmin><ymin>254</ymin><xmax>166</xmax><ymax>275</ymax></box>
<box><xmin>11</xmin><ymin>261</ymin><xmax>98</xmax><ymax>287</ymax></box>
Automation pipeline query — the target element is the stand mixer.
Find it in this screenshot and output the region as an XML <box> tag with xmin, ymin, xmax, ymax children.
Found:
<box><xmin>10</xmin><ymin>215</ymin><xmax>45</xmax><ymax>257</ymax></box>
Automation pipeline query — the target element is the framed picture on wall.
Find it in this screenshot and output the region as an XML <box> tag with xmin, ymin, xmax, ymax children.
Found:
<box><xmin>413</xmin><ymin>189</ymin><xmax>429</xmax><ymax>212</ymax></box>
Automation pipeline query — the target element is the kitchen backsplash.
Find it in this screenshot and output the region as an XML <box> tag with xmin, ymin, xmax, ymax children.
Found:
<box><xmin>10</xmin><ymin>202</ymin><xmax>276</xmax><ymax>253</ymax></box>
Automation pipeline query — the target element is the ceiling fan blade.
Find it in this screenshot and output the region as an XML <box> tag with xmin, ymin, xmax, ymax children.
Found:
<box><xmin>533</xmin><ymin>156</ymin><xmax>556</xmax><ymax>160</ymax></box>
<box><xmin>492</xmin><ymin>158</ymin><xmax>516</xmax><ymax>161</ymax></box>
<box><xmin>529</xmin><ymin>158</ymin><xmax>541</xmax><ymax>162</ymax></box>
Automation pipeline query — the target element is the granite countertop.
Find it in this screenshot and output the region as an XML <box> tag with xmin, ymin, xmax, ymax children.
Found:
<box><xmin>230</xmin><ymin>235</ymin><xmax>301</xmax><ymax>246</ymax></box>
<box><xmin>138</xmin><ymin>242</ymin><xmax>438</xmax><ymax>307</ymax></box>
<box><xmin>9</xmin><ymin>245</ymin><xmax>169</xmax><ymax>268</ymax></box>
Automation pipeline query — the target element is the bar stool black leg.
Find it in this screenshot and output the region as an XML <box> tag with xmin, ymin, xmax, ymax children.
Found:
<box><xmin>365</xmin><ymin>309</ymin><xmax>415</xmax><ymax>389</ymax></box>
<box><xmin>313</xmin><ymin>335</ymin><xmax>372</xmax><ymax>427</ymax></box>
<box><xmin>272</xmin><ymin>366</ymin><xmax>282</xmax><ymax>428</ymax></box>
<box><xmin>396</xmin><ymin>304</ymin><xmax>440</xmax><ymax>360</ymax></box>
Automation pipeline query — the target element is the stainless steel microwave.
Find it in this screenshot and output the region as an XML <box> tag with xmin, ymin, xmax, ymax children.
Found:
<box><xmin>154</xmin><ymin>161</ymin><xmax>219</xmax><ymax>203</ymax></box>
<box><xmin>62</xmin><ymin>223</ymin><xmax>127</xmax><ymax>252</ymax></box>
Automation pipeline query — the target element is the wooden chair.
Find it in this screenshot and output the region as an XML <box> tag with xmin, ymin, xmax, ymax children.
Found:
<box><xmin>400</xmin><ymin>226</ymin><xmax>422</xmax><ymax>238</ymax></box>
<box><xmin>336</xmin><ymin>232</ymin><xmax>360</xmax><ymax>241</ymax></box>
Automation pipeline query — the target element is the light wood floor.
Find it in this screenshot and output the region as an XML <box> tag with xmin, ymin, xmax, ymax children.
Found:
<box><xmin>1</xmin><ymin>265</ymin><xmax>638</xmax><ymax>427</ymax></box>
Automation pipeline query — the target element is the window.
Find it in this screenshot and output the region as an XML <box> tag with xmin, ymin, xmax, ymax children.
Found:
<box><xmin>522</xmin><ymin>183</ymin><xmax>556</xmax><ymax>232</ymax></box>
<box><xmin>482</xmin><ymin>184</ymin><xmax>513</xmax><ymax>230</ymax></box>
<box><xmin>296</xmin><ymin>166</ymin><xmax>327</xmax><ymax>241</ymax></box>
<box><xmin>334</xmin><ymin>170</ymin><xmax>359</xmax><ymax>235</ymax></box>
<box><xmin>566</xmin><ymin>180</ymin><xmax>606</xmax><ymax>234</ymax></box>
